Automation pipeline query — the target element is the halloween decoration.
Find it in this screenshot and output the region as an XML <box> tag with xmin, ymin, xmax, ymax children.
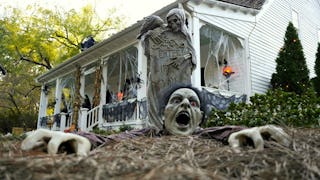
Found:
<box><xmin>21</xmin><ymin>85</ymin><xmax>291</xmax><ymax>156</ymax></box>
<box><xmin>140</xmin><ymin>8</ymin><xmax>196</xmax><ymax>132</ymax></box>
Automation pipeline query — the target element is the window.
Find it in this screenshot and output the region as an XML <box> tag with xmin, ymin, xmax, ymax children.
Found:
<box><xmin>292</xmin><ymin>10</ymin><xmax>299</xmax><ymax>29</ymax></box>
<box><xmin>60</xmin><ymin>75</ymin><xmax>75</xmax><ymax>113</ymax></box>
<box><xmin>106</xmin><ymin>46</ymin><xmax>138</xmax><ymax>102</ymax></box>
<box><xmin>200</xmin><ymin>24</ymin><xmax>245</xmax><ymax>93</ymax></box>
<box><xmin>45</xmin><ymin>81</ymin><xmax>57</xmax><ymax>116</ymax></box>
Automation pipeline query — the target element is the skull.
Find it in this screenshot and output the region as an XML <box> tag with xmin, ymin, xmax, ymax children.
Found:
<box><xmin>167</xmin><ymin>14</ymin><xmax>181</xmax><ymax>32</ymax></box>
<box><xmin>163</xmin><ymin>88</ymin><xmax>203</xmax><ymax>135</ymax></box>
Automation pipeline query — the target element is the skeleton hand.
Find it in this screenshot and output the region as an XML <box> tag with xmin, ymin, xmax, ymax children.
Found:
<box><xmin>228</xmin><ymin>125</ymin><xmax>291</xmax><ymax>153</ymax></box>
<box><xmin>21</xmin><ymin>129</ymin><xmax>91</xmax><ymax>156</ymax></box>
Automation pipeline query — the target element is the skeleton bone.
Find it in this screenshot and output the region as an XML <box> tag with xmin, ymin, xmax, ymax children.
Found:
<box><xmin>21</xmin><ymin>129</ymin><xmax>91</xmax><ymax>156</ymax></box>
<box><xmin>258</xmin><ymin>125</ymin><xmax>291</xmax><ymax>147</ymax></box>
<box><xmin>228</xmin><ymin>125</ymin><xmax>290</xmax><ymax>153</ymax></box>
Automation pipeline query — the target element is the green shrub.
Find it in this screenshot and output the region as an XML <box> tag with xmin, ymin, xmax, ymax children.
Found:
<box><xmin>91</xmin><ymin>127</ymin><xmax>116</xmax><ymax>136</ymax></box>
<box><xmin>313</xmin><ymin>43</ymin><xmax>320</xmax><ymax>95</ymax></box>
<box><xmin>271</xmin><ymin>22</ymin><xmax>310</xmax><ymax>94</ymax></box>
<box><xmin>205</xmin><ymin>88</ymin><xmax>320</xmax><ymax>128</ymax></box>
<box><xmin>119</xmin><ymin>124</ymin><xmax>134</xmax><ymax>132</ymax></box>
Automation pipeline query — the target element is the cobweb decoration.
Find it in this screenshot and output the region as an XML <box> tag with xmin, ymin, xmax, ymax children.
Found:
<box><xmin>201</xmin><ymin>25</ymin><xmax>245</xmax><ymax>93</ymax></box>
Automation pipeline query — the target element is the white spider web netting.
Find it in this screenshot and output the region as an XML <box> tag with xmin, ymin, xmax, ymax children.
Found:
<box><xmin>200</xmin><ymin>24</ymin><xmax>245</xmax><ymax>93</ymax></box>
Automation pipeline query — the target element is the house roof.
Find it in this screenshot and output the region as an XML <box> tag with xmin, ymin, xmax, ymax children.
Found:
<box><xmin>217</xmin><ymin>0</ymin><xmax>266</xmax><ymax>10</ymax></box>
<box><xmin>36</xmin><ymin>0</ymin><xmax>266</xmax><ymax>83</ymax></box>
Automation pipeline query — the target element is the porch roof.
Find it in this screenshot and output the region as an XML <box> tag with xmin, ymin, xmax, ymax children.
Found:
<box><xmin>36</xmin><ymin>0</ymin><xmax>265</xmax><ymax>84</ymax></box>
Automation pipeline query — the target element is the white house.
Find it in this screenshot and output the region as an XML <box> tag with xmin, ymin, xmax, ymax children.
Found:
<box><xmin>35</xmin><ymin>0</ymin><xmax>320</xmax><ymax>132</ymax></box>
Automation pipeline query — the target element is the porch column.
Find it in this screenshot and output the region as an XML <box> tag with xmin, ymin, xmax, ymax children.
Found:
<box><xmin>99</xmin><ymin>59</ymin><xmax>108</xmax><ymax>127</ymax></box>
<box><xmin>79</xmin><ymin>69</ymin><xmax>86</xmax><ymax>129</ymax></box>
<box><xmin>54</xmin><ymin>78</ymin><xmax>61</xmax><ymax>115</ymax></box>
<box><xmin>191</xmin><ymin>13</ymin><xmax>201</xmax><ymax>89</ymax></box>
<box><xmin>80</xmin><ymin>108</ymin><xmax>88</xmax><ymax>131</ymax></box>
<box><xmin>80</xmin><ymin>69</ymin><xmax>85</xmax><ymax>98</ymax></box>
<box><xmin>60</xmin><ymin>112</ymin><xmax>67</xmax><ymax>132</ymax></box>
<box><xmin>37</xmin><ymin>85</ymin><xmax>48</xmax><ymax>129</ymax></box>
<box><xmin>136</xmin><ymin>42</ymin><xmax>148</xmax><ymax>121</ymax></box>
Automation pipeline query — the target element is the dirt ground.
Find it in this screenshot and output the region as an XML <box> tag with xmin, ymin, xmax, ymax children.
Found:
<box><xmin>0</xmin><ymin>127</ymin><xmax>319</xmax><ymax>180</ymax></box>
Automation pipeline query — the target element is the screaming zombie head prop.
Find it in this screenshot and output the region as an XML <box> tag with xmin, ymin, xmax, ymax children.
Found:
<box><xmin>161</xmin><ymin>85</ymin><xmax>206</xmax><ymax>135</ymax></box>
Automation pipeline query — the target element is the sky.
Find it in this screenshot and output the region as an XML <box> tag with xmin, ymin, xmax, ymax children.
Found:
<box><xmin>0</xmin><ymin>0</ymin><xmax>176</xmax><ymax>25</ymax></box>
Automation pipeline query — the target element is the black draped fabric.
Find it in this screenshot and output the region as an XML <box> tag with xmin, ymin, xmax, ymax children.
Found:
<box><xmin>54</xmin><ymin>114</ymin><xmax>61</xmax><ymax>127</ymax></box>
<box><xmin>202</xmin><ymin>88</ymin><xmax>247</xmax><ymax>111</ymax></box>
<box><xmin>103</xmin><ymin>100</ymin><xmax>137</xmax><ymax>122</ymax></box>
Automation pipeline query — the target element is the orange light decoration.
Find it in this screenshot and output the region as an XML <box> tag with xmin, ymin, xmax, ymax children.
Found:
<box><xmin>117</xmin><ymin>91</ymin><xmax>124</xmax><ymax>101</ymax></box>
<box><xmin>223</xmin><ymin>65</ymin><xmax>234</xmax><ymax>78</ymax></box>
<box><xmin>222</xmin><ymin>59</ymin><xmax>234</xmax><ymax>91</ymax></box>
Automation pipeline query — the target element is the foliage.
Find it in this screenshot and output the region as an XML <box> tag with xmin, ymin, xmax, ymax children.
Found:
<box><xmin>0</xmin><ymin>112</ymin><xmax>37</xmax><ymax>134</ymax></box>
<box><xmin>205</xmin><ymin>88</ymin><xmax>320</xmax><ymax>128</ymax></box>
<box><xmin>91</xmin><ymin>124</ymin><xmax>134</xmax><ymax>135</ymax></box>
<box><xmin>312</xmin><ymin>43</ymin><xmax>320</xmax><ymax>96</ymax></box>
<box><xmin>0</xmin><ymin>5</ymin><xmax>125</xmax><ymax>72</ymax></box>
<box><xmin>271</xmin><ymin>22</ymin><xmax>310</xmax><ymax>94</ymax></box>
<box><xmin>0</xmin><ymin>4</ymin><xmax>126</xmax><ymax>133</ymax></box>
<box><xmin>91</xmin><ymin>127</ymin><xmax>117</xmax><ymax>136</ymax></box>
<box><xmin>119</xmin><ymin>124</ymin><xmax>134</xmax><ymax>132</ymax></box>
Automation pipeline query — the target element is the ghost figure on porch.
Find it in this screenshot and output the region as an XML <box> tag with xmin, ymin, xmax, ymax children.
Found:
<box><xmin>21</xmin><ymin>85</ymin><xmax>291</xmax><ymax>156</ymax></box>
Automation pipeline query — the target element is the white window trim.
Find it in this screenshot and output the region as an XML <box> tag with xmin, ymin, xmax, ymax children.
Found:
<box><xmin>291</xmin><ymin>9</ymin><xmax>299</xmax><ymax>29</ymax></box>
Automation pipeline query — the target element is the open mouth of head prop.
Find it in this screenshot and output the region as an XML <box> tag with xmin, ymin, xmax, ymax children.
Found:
<box><xmin>176</xmin><ymin>111</ymin><xmax>190</xmax><ymax>128</ymax></box>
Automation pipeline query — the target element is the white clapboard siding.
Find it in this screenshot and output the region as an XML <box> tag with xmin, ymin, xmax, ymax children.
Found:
<box><xmin>248</xmin><ymin>0</ymin><xmax>320</xmax><ymax>94</ymax></box>
<box><xmin>249</xmin><ymin>0</ymin><xmax>294</xmax><ymax>94</ymax></box>
<box><xmin>295</xmin><ymin>0</ymin><xmax>320</xmax><ymax>78</ymax></box>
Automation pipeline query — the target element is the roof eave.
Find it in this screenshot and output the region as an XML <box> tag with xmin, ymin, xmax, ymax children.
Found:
<box><xmin>191</xmin><ymin>0</ymin><xmax>261</xmax><ymax>15</ymax></box>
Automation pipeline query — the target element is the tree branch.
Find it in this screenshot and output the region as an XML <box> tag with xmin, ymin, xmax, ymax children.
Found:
<box><xmin>24</xmin><ymin>85</ymin><xmax>41</xmax><ymax>97</ymax></box>
<box><xmin>15</xmin><ymin>46</ymin><xmax>52</xmax><ymax>70</ymax></box>
<box><xmin>54</xmin><ymin>31</ymin><xmax>79</xmax><ymax>48</ymax></box>
<box><xmin>7</xmin><ymin>92</ymin><xmax>21</xmax><ymax>114</ymax></box>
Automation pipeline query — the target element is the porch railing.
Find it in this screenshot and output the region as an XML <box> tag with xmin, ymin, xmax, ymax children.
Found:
<box><xmin>40</xmin><ymin>112</ymin><xmax>73</xmax><ymax>132</ymax></box>
<box><xmin>102</xmin><ymin>98</ymin><xmax>147</xmax><ymax>122</ymax></box>
<box><xmin>79</xmin><ymin>105</ymin><xmax>100</xmax><ymax>131</ymax></box>
<box><xmin>39</xmin><ymin>98</ymin><xmax>148</xmax><ymax>132</ymax></box>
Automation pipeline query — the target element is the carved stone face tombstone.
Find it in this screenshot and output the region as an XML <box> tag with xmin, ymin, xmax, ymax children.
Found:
<box><xmin>139</xmin><ymin>8</ymin><xmax>197</xmax><ymax>132</ymax></box>
<box><xmin>164</xmin><ymin>88</ymin><xmax>203</xmax><ymax>135</ymax></box>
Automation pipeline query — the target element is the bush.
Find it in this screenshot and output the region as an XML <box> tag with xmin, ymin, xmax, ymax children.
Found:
<box><xmin>119</xmin><ymin>124</ymin><xmax>134</xmax><ymax>132</ymax></box>
<box><xmin>91</xmin><ymin>127</ymin><xmax>116</xmax><ymax>136</ymax></box>
<box><xmin>205</xmin><ymin>88</ymin><xmax>320</xmax><ymax>128</ymax></box>
<box><xmin>313</xmin><ymin>43</ymin><xmax>320</xmax><ymax>95</ymax></box>
<box><xmin>0</xmin><ymin>112</ymin><xmax>37</xmax><ymax>134</ymax></box>
<box><xmin>271</xmin><ymin>22</ymin><xmax>310</xmax><ymax>94</ymax></box>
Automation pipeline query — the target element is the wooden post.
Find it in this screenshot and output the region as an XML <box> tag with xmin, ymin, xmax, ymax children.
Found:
<box><xmin>92</xmin><ymin>62</ymin><xmax>102</xmax><ymax>108</ymax></box>
<box><xmin>80</xmin><ymin>108</ymin><xmax>88</xmax><ymax>131</ymax></box>
<box><xmin>71</xmin><ymin>66</ymin><xmax>81</xmax><ymax>131</ymax></box>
